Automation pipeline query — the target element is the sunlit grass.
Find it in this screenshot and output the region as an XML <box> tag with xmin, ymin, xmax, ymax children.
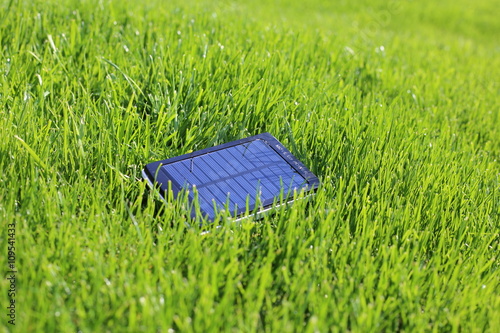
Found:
<box><xmin>0</xmin><ymin>0</ymin><xmax>498</xmax><ymax>331</ymax></box>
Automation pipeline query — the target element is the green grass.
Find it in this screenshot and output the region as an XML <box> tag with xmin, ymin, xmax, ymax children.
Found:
<box><xmin>1</xmin><ymin>0</ymin><xmax>499</xmax><ymax>331</ymax></box>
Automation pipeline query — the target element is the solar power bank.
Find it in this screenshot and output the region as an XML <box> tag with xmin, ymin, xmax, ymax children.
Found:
<box><xmin>142</xmin><ymin>133</ymin><xmax>319</xmax><ymax>222</ymax></box>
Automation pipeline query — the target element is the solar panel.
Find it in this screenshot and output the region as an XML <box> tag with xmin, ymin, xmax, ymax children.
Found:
<box><xmin>142</xmin><ymin>133</ymin><xmax>319</xmax><ymax>221</ymax></box>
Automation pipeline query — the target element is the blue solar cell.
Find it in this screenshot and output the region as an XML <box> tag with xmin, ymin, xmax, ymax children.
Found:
<box><xmin>143</xmin><ymin>133</ymin><xmax>319</xmax><ymax>221</ymax></box>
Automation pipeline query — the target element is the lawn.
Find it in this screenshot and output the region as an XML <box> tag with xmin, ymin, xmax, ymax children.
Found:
<box><xmin>0</xmin><ymin>0</ymin><xmax>499</xmax><ymax>331</ymax></box>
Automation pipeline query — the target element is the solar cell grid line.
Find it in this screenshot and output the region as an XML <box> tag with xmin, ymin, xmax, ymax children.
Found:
<box><xmin>193</xmin><ymin>187</ymin><xmax>217</xmax><ymax>219</ymax></box>
<box><xmin>226</xmin><ymin>145</ymin><xmax>274</xmax><ymax>191</ymax></box>
<box><xmin>236</xmin><ymin>143</ymin><xmax>266</xmax><ymax>168</ymax></box>
<box><xmin>240</xmin><ymin>171</ymin><xmax>273</xmax><ymax>201</ymax></box>
<box><xmin>259</xmin><ymin>169</ymin><xmax>289</xmax><ymax>195</ymax></box>
<box><xmin>192</xmin><ymin>147</ymin><xmax>238</xmax><ymax>182</ymax></box>
<box><xmin>191</xmin><ymin>144</ymin><xmax>293</xmax><ymax>208</ymax></box>
<box><xmin>203</xmin><ymin>157</ymin><xmax>260</xmax><ymax>209</ymax></box>
<box><xmin>164</xmin><ymin>160</ymin><xmax>224</xmax><ymax>207</ymax></box>
<box><xmin>212</xmin><ymin>153</ymin><xmax>255</xmax><ymax>202</ymax></box>
<box><xmin>214</xmin><ymin>148</ymin><xmax>242</xmax><ymax>174</ymax></box>
<box><xmin>199</xmin><ymin>168</ymin><xmax>230</xmax><ymax>200</ymax></box>
<box><xmin>194</xmin><ymin>149</ymin><xmax>247</xmax><ymax>204</ymax></box>
<box><xmin>205</xmin><ymin>154</ymin><xmax>233</xmax><ymax>179</ymax></box>
<box><xmin>250</xmin><ymin>173</ymin><xmax>276</xmax><ymax>206</ymax></box>
<box><xmin>166</xmin><ymin>150</ymin><xmax>249</xmax><ymax>209</ymax></box>
<box><xmin>246</xmin><ymin>151</ymin><xmax>303</xmax><ymax>191</ymax></box>
<box><xmin>171</xmin><ymin>144</ymin><xmax>297</xmax><ymax>209</ymax></box>
<box><xmin>203</xmin><ymin>183</ymin><xmax>237</xmax><ymax>211</ymax></box>
<box><xmin>164</xmin><ymin>160</ymin><xmax>196</xmax><ymax>186</ymax></box>
<box><xmin>257</xmin><ymin>167</ymin><xmax>295</xmax><ymax>199</ymax></box>
<box><xmin>142</xmin><ymin>133</ymin><xmax>320</xmax><ymax>222</ymax></box>
<box><xmin>258</xmin><ymin>159</ymin><xmax>298</xmax><ymax>187</ymax></box>
<box><xmin>234</xmin><ymin>146</ymin><xmax>273</xmax><ymax>192</ymax></box>
<box><xmin>224</xmin><ymin>147</ymin><xmax>282</xmax><ymax>203</ymax></box>
<box><xmin>162</xmin><ymin>162</ymin><xmax>193</xmax><ymax>189</ymax></box>
<box><xmin>224</xmin><ymin>177</ymin><xmax>253</xmax><ymax>208</ymax></box>
<box><xmin>252</xmin><ymin>141</ymin><xmax>299</xmax><ymax>174</ymax></box>
<box><xmin>209</xmin><ymin>165</ymin><xmax>250</xmax><ymax>207</ymax></box>
<box><xmin>193</xmin><ymin>155</ymin><xmax>220</xmax><ymax>182</ymax></box>
<box><xmin>247</xmin><ymin>169</ymin><xmax>280</xmax><ymax>197</ymax></box>
<box><xmin>193</xmin><ymin>161</ymin><xmax>276</xmax><ymax>190</ymax></box>
<box><xmin>225</xmin><ymin>147</ymin><xmax>251</xmax><ymax>173</ymax></box>
<box><xmin>199</xmin><ymin>157</ymin><xmax>261</xmax><ymax>211</ymax></box>
<box><xmin>269</xmin><ymin>163</ymin><xmax>305</xmax><ymax>190</ymax></box>
<box><xmin>196</xmin><ymin>149</ymin><xmax>251</xmax><ymax>211</ymax></box>
<box><xmin>189</xmin><ymin>157</ymin><xmax>212</xmax><ymax>182</ymax></box>
<box><xmin>209</xmin><ymin>178</ymin><xmax>235</xmax><ymax>207</ymax></box>
<box><xmin>250</xmin><ymin>140</ymin><xmax>283</xmax><ymax>164</ymax></box>
<box><xmin>243</xmin><ymin>143</ymin><xmax>267</xmax><ymax>167</ymax></box>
